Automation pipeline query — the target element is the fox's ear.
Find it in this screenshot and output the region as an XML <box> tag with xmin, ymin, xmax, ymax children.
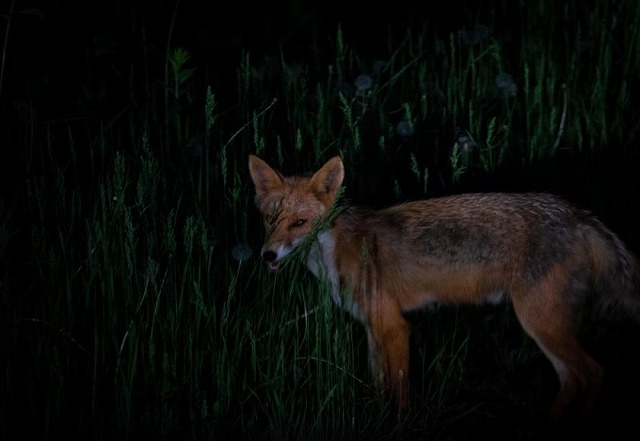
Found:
<box><xmin>248</xmin><ymin>154</ymin><xmax>284</xmax><ymax>199</ymax></box>
<box><xmin>309</xmin><ymin>156</ymin><xmax>344</xmax><ymax>205</ymax></box>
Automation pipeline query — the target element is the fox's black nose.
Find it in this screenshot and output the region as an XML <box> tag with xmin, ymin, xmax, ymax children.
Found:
<box><xmin>262</xmin><ymin>250</ymin><xmax>277</xmax><ymax>262</ymax></box>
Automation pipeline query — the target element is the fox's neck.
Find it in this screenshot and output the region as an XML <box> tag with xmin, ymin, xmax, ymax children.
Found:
<box><xmin>306</xmin><ymin>229</ymin><xmax>340</xmax><ymax>303</ymax></box>
<box><xmin>304</xmin><ymin>207</ymin><xmax>353</xmax><ymax>280</ymax></box>
<box><xmin>304</xmin><ymin>211</ymin><xmax>365</xmax><ymax>321</ymax></box>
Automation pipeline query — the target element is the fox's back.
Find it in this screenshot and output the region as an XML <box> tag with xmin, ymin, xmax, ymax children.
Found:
<box><xmin>338</xmin><ymin>192</ymin><xmax>595</xmax><ymax>288</ymax></box>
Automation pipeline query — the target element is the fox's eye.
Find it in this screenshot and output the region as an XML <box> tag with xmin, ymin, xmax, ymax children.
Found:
<box><xmin>291</xmin><ymin>219</ymin><xmax>307</xmax><ymax>228</ymax></box>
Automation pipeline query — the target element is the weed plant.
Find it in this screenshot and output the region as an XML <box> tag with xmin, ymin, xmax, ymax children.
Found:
<box><xmin>1</xmin><ymin>1</ymin><xmax>639</xmax><ymax>440</ymax></box>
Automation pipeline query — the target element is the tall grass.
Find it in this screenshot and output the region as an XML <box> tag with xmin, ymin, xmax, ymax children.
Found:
<box><xmin>1</xmin><ymin>1</ymin><xmax>639</xmax><ymax>439</ymax></box>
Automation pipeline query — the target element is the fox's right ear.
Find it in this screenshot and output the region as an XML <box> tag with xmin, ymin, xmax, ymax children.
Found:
<box><xmin>309</xmin><ymin>156</ymin><xmax>344</xmax><ymax>206</ymax></box>
<box><xmin>248</xmin><ymin>155</ymin><xmax>284</xmax><ymax>200</ymax></box>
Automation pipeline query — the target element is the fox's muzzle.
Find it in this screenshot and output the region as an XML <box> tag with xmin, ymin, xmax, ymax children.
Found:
<box><xmin>262</xmin><ymin>250</ymin><xmax>277</xmax><ymax>262</ymax></box>
<box><xmin>262</xmin><ymin>249</ymin><xmax>280</xmax><ymax>272</ymax></box>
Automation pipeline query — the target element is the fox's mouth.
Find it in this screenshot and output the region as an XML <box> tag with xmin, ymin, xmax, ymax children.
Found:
<box><xmin>262</xmin><ymin>248</ymin><xmax>285</xmax><ymax>272</ymax></box>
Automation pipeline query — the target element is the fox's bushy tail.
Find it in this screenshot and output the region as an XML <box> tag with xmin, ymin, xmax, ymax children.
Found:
<box><xmin>586</xmin><ymin>217</ymin><xmax>640</xmax><ymax>319</ymax></box>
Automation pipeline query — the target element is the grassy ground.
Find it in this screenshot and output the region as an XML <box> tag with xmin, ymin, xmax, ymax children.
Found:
<box><xmin>1</xmin><ymin>0</ymin><xmax>640</xmax><ymax>439</ymax></box>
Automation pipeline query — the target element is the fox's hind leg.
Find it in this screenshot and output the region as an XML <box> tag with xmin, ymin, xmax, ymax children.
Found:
<box><xmin>528</xmin><ymin>325</ymin><xmax>603</xmax><ymax>424</ymax></box>
<box><xmin>511</xmin><ymin>269</ymin><xmax>604</xmax><ymax>424</ymax></box>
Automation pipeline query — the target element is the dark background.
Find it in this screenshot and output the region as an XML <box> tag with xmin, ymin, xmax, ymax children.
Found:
<box><xmin>3</xmin><ymin>0</ymin><xmax>638</xmax><ymax>240</ymax></box>
<box><xmin>1</xmin><ymin>0</ymin><xmax>519</xmax><ymax>124</ymax></box>
<box><xmin>4</xmin><ymin>0</ymin><xmax>625</xmax><ymax>196</ymax></box>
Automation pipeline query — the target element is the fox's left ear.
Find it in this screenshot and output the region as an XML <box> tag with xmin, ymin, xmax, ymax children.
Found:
<box><xmin>309</xmin><ymin>156</ymin><xmax>344</xmax><ymax>205</ymax></box>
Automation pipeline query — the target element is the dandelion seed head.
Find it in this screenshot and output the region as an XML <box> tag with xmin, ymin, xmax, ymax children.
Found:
<box><xmin>495</xmin><ymin>72</ymin><xmax>518</xmax><ymax>97</ymax></box>
<box><xmin>455</xmin><ymin>127</ymin><xmax>477</xmax><ymax>152</ymax></box>
<box><xmin>462</xmin><ymin>25</ymin><xmax>490</xmax><ymax>45</ymax></box>
<box><xmin>396</xmin><ymin>120</ymin><xmax>414</xmax><ymax>138</ymax></box>
<box><xmin>354</xmin><ymin>74</ymin><xmax>373</xmax><ymax>91</ymax></box>
<box><xmin>232</xmin><ymin>243</ymin><xmax>253</xmax><ymax>262</ymax></box>
<box><xmin>185</xmin><ymin>138</ymin><xmax>203</xmax><ymax>160</ymax></box>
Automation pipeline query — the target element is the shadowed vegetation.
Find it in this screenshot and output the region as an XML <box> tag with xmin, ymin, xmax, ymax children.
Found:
<box><xmin>1</xmin><ymin>0</ymin><xmax>639</xmax><ymax>439</ymax></box>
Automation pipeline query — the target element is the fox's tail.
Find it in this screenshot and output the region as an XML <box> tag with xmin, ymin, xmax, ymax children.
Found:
<box><xmin>586</xmin><ymin>217</ymin><xmax>640</xmax><ymax>320</ymax></box>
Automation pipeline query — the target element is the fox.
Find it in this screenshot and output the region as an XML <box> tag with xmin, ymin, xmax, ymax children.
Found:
<box><xmin>248</xmin><ymin>153</ymin><xmax>640</xmax><ymax>424</ymax></box>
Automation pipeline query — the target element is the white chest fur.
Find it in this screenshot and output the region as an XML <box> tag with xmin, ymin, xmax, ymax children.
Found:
<box><xmin>305</xmin><ymin>230</ymin><xmax>363</xmax><ymax>322</ymax></box>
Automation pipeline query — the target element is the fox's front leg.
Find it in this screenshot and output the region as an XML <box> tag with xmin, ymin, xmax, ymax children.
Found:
<box><xmin>365</xmin><ymin>304</ymin><xmax>410</xmax><ymax>416</ymax></box>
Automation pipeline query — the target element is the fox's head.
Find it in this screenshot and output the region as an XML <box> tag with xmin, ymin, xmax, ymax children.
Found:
<box><xmin>248</xmin><ymin>154</ymin><xmax>344</xmax><ymax>271</ymax></box>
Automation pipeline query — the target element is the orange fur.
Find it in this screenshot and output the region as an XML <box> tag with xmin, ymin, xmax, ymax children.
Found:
<box><xmin>248</xmin><ymin>154</ymin><xmax>640</xmax><ymax>423</ymax></box>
